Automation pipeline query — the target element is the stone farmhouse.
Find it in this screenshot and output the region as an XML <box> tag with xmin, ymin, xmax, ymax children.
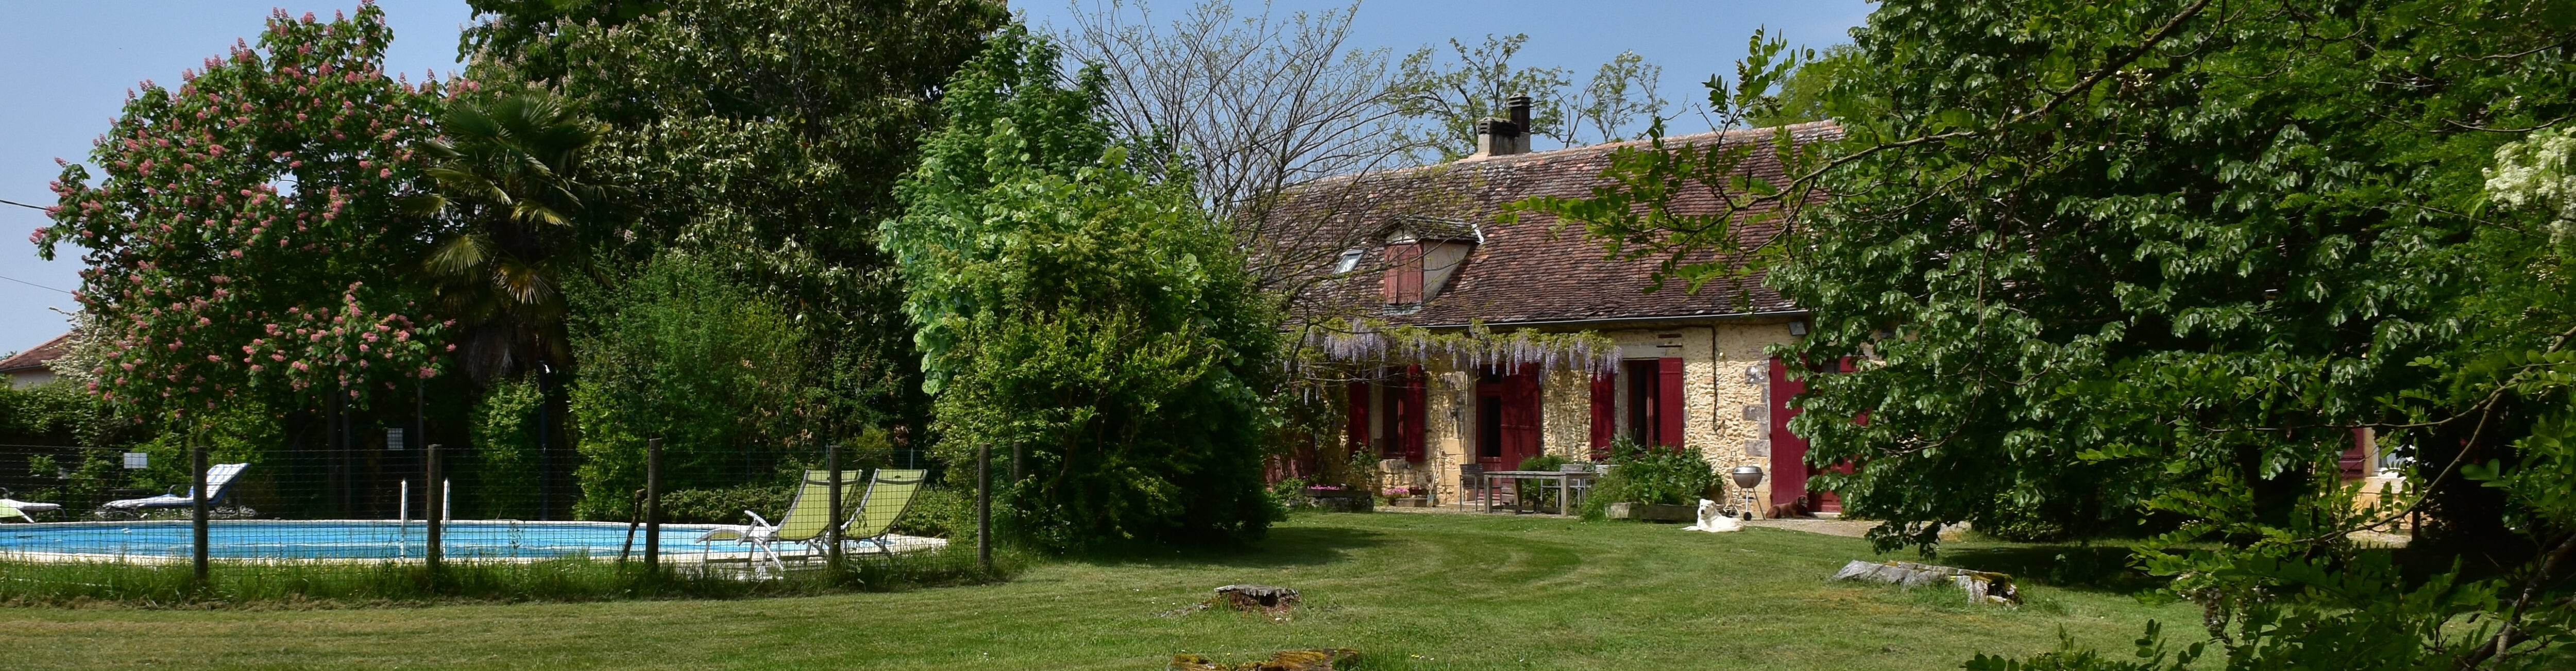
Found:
<box><xmin>1258</xmin><ymin>99</ymin><xmax>1844</xmax><ymax>514</ymax></box>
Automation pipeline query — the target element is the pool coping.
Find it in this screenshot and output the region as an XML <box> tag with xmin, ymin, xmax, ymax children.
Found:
<box><xmin>0</xmin><ymin>519</ymin><xmax>950</xmax><ymax>565</ymax></box>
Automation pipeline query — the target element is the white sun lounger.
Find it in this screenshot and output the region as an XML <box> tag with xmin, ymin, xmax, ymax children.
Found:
<box><xmin>0</xmin><ymin>488</ymin><xmax>60</xmax><ymax>522</ymax></box>
<box><xmin>100</xmin><ymin>462</ymin><xmax>249</xmax><ymax>516</ymax></box>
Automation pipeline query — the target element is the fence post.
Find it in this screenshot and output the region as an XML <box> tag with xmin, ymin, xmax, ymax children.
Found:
<box><xmin>977</xmin><ymin>443</ymin><xmax>991</xmax><ymax>573</ymax></box>
<box><xmin>644</xmin><ymin>437</ymin><xmax>662</xmax><ymax>574</ymax></box>
<box><xmin>537</xmin><ymin>364</ymin><xmax>551</xmax><ymax>521</ymax></box>
<box><xmin>425</xmin><ymin>443</ymin><xmax>444</xmax><ymax>577</ymax></box>
<box><xmin>826</xmin><ymin>443</ymin><xmax>844</xmax><ymax>574</ymax></box>
<box><xmin>191</xmin><ymin>436</ymin><xmax>209</xmax><ymax>586</ymax></box>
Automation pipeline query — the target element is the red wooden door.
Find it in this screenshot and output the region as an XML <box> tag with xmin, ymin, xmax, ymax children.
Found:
<box><xmin>1767</xmin><ymin>356</ymin><xmax>1809</xmax><ymax>508</ymax></box>
<box><xmin>1394</xmin><ymin>365</ymin><xmax>1427</xmax><ymax>462</ymax></box>
<box><xmin>1477</xmin><ymin>364</ymin><xmax>1543</xmax><ymax>469</ymax></box>
<box><xmin>1588</xmin><ymin>373</ymin><xmax>1615</xmax><ymax>459</ymax></box>
<box><xmin>1502</xmin><ymin>364</ymin><xmax>1542</xmax><ymax>467</ymax></box>
<box><xmin>1768</xmin><ymin>356</ymin><xmax>1848</xmax><ymax>512</ymax></box>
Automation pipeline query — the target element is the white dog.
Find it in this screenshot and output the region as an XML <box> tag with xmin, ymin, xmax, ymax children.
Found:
<box><xmin>1683</xmin><ymin>498</ymin><xmax>1742</xmax><ymax>533</ymax></box>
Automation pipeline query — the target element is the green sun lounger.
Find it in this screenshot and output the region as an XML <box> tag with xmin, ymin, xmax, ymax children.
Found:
<box><xmin>694</xmin><ymin>469</ymin><xmax>865</xmax><ymax>576</ymax></box>
<box><xmin>840</xmin><ymin>468</ymin><xmax>927</xmax><ymax>555</ymax></box>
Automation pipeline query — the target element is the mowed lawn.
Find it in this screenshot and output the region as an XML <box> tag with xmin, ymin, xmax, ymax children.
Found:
<box><xmin>0</xmin><ymin>511</ymin><xmax>2192</xmax><ymax>670</ymax></box>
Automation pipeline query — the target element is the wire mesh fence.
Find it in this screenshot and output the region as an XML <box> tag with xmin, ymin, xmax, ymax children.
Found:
<box><xmin>0</xmin><ymin>434</ymin><xmax>993</xmax><ymax>597</ymax></box>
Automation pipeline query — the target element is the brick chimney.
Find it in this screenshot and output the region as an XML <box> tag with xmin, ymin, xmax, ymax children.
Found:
<box><xmin>1472</xmin><ymin>94</ymin><xmax>1532</xmax><ymax>158</ymax></box>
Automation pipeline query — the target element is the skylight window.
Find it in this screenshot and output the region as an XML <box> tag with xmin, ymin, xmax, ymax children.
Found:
<box><xmin>1333</xmin><ymin>248</ymin><xmax>1364</xmax><ymax>274</ymax></box>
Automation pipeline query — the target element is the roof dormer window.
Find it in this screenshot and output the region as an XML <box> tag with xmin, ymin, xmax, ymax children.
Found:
<box><xmin>1371</xmin><ymin>217</ymin><xmax>1482</xmax><ymax>308</ymax></box>
<box><xmin>1381</xmin><ymin>242</ymin><xmax>1425</xmax><ymax>304</ymax></box>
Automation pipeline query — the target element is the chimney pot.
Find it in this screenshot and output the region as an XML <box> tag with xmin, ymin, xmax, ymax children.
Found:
<box><xmin>1472</xmin><ymin>95</ymin><xmax>1535</xmax><ymax>159</ymax></box>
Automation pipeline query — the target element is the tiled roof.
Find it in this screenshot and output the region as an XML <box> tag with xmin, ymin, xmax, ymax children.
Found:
<box><xmin>1256</xmin><ymin>122</ymin><xmax>1838</xmax><ymax>327</ymax></box>
<box><xmin>0</xmin><ymin>332</ymin><xmax>71</xmax><ymax>373</ymax></box>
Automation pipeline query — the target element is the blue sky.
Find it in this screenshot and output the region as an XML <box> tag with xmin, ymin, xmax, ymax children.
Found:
<box><xmin>0</xmin><ymin>0</ymin><xmax>1870</xmax><ymax>356</ymax></box>
<box><xmin>0</xmin><ymin>1</ymin><xmax>473</xmax><ymax>356</ymax></box>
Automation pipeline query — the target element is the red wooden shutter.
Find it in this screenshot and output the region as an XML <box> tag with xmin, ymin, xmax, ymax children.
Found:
<box><xmin>1503</xmin><ymin>363</ymin><xmax>1544</xmax><ymax>465</ymax></box>
<box><xmin>1588</xmin><ymin>372</ymin><xmax>1615</xmax><ymax>459</ymax></box>
<box><xmin>1400</xmin><ymin>365</ymin><xmax>1427</xmax><ymax>462</ymax></box>
<box><xmin>1656</xmin><ymin>357</ymin><xmax>1685</xmax><ymax>449</ymax></box>
<box><xmin>1381</xmin><ymin>243</ymin><xmax>1423</xmax><ymax>304</ymax></box>
<box><xmin>1346</xmin><ymin>380</ymin><xmax>1370</xmax><ymax>455</ymax></box>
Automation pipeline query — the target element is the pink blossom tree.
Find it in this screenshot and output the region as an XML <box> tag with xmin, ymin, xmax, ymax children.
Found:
<box><xmin>36</xmin><ymin>5</ymin><xmax>451</xmax><ymax>423</ymax></box>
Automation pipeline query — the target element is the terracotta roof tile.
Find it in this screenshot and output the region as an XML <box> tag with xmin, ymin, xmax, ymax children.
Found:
<box><xmin>0</xmin><ymin>332</ymin><xmax>71</xmax><ymax>373</ymax></box>
<box><xmin>1257</xmin><ymin>122</ymin><xmax>1838</xmax><ymax>327</ymax></box>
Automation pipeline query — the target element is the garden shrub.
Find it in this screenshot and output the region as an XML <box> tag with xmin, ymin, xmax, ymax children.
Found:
<box><xmin>0</xmin><ymin>382</ymin><xmax>115</xmax><ymax>506</ymax></box>
<box><xmin>1580</xmin><ymin>438</ymin><xmax>1717</xmax><ymax>519</ymax></box>
<box><xmin>655</xmin><ymin>483</ymin><xmax>792</xmax><ymax>525</ymax></box>
<box><xmin>566</xmin><ymin>253</ymin><xmax>815</xmax><ymax>520</ymax></box>
<box><xmin>883</xmin><ymin>28</ymin><xmax>1283</xmax><ymax>551</ymax></box>
<box><xmin>1516</xmin><ymin>453</ymin><xmax>1569</xmax><ymax>472</ymax></box>
<box><xmin>469</xmin><ymin>375</ymin><xmax>545</xmax><ymax>519</ymax></box>
<box><xmin>892</xmin><ymin>485</ymin><xmax>971</xmax><ymax>539</ymax></box>
<box><xmin>117</xmin><ymin>402</ymin><xmax>283</xmax><ymax>511</ymax></box>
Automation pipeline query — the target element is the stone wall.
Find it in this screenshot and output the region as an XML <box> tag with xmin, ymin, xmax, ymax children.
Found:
<box><xmin>1381</xmin><ymin>318</ymin><xmax>1805</xmax><ymax>507</ymax></box>
<box><xmin>1709</xmin><ymin>321</ymin><xmax>1801</xmax><ymax>508</ymax></box>
<box><xmin>1423</xmin><ymin>367</ymin><xmax>1472</xmax><ymax>504</ymax></box>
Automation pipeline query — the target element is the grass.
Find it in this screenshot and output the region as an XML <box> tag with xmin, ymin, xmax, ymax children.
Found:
<box><xmin>0</xmin><ymin>547</ymin><xmax>1016</xmax><ymax>606</ymax></box>
<box><xmin>0</xmin><ymin>511</ymin><xmax>2196</xmax><ymax>670</ymax></box>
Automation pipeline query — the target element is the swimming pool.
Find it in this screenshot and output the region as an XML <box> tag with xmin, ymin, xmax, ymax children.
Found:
<box><xmin>0</xmin><ymin>519</ymin><xmax>735</xmax><ymax>561</ymax></box>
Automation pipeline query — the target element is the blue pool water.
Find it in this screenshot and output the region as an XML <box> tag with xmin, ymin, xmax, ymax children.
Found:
<box><xmin>0</xmin><ymin>520</ymin><xmax>730</xmax><ymax>560</ymax></box>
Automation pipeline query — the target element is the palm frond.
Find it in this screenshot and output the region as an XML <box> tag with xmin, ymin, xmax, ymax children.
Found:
<box><xmin>425</xmin><ymin>232</ymin><xmax>495</xmax><ymax>278</ymax></box>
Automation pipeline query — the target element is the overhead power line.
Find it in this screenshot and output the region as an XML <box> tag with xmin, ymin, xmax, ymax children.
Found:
<box><xmin>0</xmin><ymin>199</ymin><xmax>76</xmax><ymax>294</ymax></box>
<box><xmin>0</xmin><ymin>274</ymin><xmax>73</xmax><ymax>295</ymax></box>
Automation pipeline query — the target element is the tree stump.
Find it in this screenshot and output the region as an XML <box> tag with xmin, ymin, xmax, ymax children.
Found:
<box><xmin>1214</xmin><ymin>584</ymin><xmax>1300</xmax><ymax>613</ymax></box>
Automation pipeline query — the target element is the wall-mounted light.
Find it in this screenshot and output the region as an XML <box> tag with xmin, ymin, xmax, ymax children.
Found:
<box><xmin>1788</xmin><ymin>321</ymin><xmax>1809</xmax><ymax>337</ymax></box>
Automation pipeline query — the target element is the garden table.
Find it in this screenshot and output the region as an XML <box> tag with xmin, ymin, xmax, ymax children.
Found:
<box><xmin>1478</xmin><ymin>470</ymin><xmax>1597</xmax><ymax>515</ymax></box>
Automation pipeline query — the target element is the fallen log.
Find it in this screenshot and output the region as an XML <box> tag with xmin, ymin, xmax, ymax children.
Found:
<box><xmin>1831</xmin><ymin>560</ymin><xmax>2021</xmax><ymax>605</ymax></box>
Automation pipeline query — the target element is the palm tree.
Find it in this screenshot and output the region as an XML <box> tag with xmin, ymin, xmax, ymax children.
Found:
<box><xmin>411</xmin><ymin>91</ymin><xmax>607</xmax><ymax>385</ymax></box>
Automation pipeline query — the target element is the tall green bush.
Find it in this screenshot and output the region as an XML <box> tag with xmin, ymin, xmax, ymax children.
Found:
<box><xmin>1524</xmin><ymin>0</ymin><xmax>2576</xmax><ymax>666</ymax></box>
<box><xmin>0</xmin><ymin>381</ymin><xmax>103</xmax><ymax>447</ymax></box>
<box><xmin>566</xmin><ymin>254</ymin><xmax>812</xmax><ymax>520</ymax></box>
<box><xmin>882</xmin><ymin>27</ymin><xmax>1283</xmax><ymax>551</ymax></box>
<box><xmin>0</xmin><ymin>381</ymin><xmax>118</xmax><ymax>507</ymax></box>
<box><xmin>469</xmin><ymin>375</ymin><xmax>544</xmax><ymax>518</ymax></box>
